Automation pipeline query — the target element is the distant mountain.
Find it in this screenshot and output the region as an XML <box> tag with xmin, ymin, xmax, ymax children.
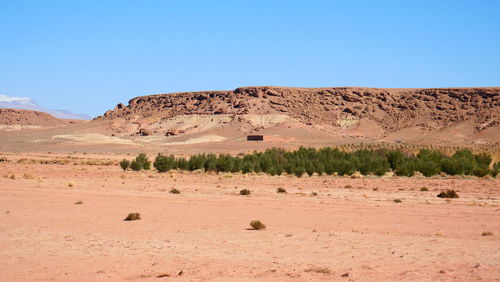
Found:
<box><xmin>0</xmin><ymin>94</ymin><xmax>91</xmax><ymax>120</ymax></box>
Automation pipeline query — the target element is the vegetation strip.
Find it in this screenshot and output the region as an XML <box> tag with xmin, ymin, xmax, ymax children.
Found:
<box><xmin>121</xmin><ymin>148</ymin><xmax>499</xmax><ymax>178</ymax></box>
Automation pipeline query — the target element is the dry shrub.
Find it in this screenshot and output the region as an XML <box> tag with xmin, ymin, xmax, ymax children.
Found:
<box><xmin>240</xmin><ymin>189</ymin><xmax>251</xmax><ymax>195</ymax></box>
<box><xmin>170</xmin><ymin>188</ymin><xmax>180</xmax><ymax>194</ymax></box>
<box><xmin>304</xmin><ymin>267</ymin><xmax>332</xmax><ymax>274</ymax></box>
<box><xmin>482</xmin><ymin>231</ymin><xmax>493</xmax><ymax>236</ymax></box>
<box><xmin>276</xmin><ymin>187</ymin><xmax>287</xmax><ymax>193</ymax></box>
<box><xmin>68</xmin><ymin>181</ymin><xmax>75</xmax><ymax>187</ymax></box>
<box><xmin>249</xmin><ymin>220</ymin><xmax>266</xmax><ymax>230</ymax></box>
<box><xmin>124</xmin><ymin>213</ymin><xmax>141</xmax><ymax>221</ymax></box>
<box><xmin>437</xmin><ymin>190</ymin><xmax>459</xmax><ymax>198</ymax></box>
<box><xmin>23</xmin><ymin>173</ymin><xmax>34</xmax><ymax>179</ymax></box>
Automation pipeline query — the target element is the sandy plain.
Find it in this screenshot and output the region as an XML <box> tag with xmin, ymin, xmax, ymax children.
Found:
<box><xmin>0</xmin><ymin>152</ymin><xmax>499</xmax><ymax>281</ymax></box>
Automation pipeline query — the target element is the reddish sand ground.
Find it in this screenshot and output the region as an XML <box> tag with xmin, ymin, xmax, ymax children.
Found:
<box><xmin>0</xmin><ymin>154</ymin><xmax>499</xmax><ymax>281</ymax></box>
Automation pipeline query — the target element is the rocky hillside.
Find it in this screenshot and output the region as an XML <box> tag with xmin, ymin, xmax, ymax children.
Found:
<box><xmin>0</xmin><ymin>109</ymin><xmax>76</xmax><ymax>127</ymax></box>
<box><xmin>97</xmin><ymin>87</ymin><xmax>499</xmax><ymax>133</ymax></box>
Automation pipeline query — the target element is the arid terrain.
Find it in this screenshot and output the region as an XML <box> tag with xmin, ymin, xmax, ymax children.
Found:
<box><xmin>0</xmin><ymin>152</ymin><xmax>499</xmax><ymax>281</ymax></box>
<box><xmin>1</xmin><ymin>86</ymin><xmax>499</xmax><ymax>281</ymax></box>
<box><xmin>1</xmin><ymin>87</ymin><xmax>499</xmax><ymax>154</ymax></box>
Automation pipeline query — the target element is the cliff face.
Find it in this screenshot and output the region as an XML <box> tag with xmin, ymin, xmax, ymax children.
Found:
<box><xmin>97</xmin><ymin>86</ymin><xmax>499</xmax><ymax>133</ymax></box>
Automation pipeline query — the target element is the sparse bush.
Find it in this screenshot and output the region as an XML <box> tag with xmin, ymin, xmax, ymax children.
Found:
<box><xmin>124</xmin><ymin>213</ymin><xmax>141</xmax><ymax>221</ymax></box>
<box><xmin>170</xmin><ymin>188</ymin><xmax>180</xmax><ymax>194</ymax></box>
<box><xmin>22</xmin><ymin>173</ymin><xmax>34</xmax><ymax>179</ymax></box>
<box><xmin>130</xmin><ymin>160</ymin><xmax>141</xmax><ymax>171</ymax></box>
<box><xmin>304</xmin><ymin>267</ymin><xmax>331</xmax><ymax>274</ymax></box>
<box><xmin>120</xmin><ymin>159</ymin><xmax>130</xmax><ymax>171</ymax></box>
<box><xmin>74</xmin><ymin>201</ymin><xmax>83</xmax><ymax>205</ymax></box>
<box><xmin>130</xmin><ymin>153</ymin><xmax>151</xmax><ymax>171</ymax></box>
<box><xmin>393</xmin><ymin>199</ymin><xmax>402</xmax><ymax>203</ymax></box>
<box><xmin>492</xmin><ymin>162</ymin><xmax>500</xmax><ymax>178</ymax></box>
<box><xmin>311</xmin><ymin>192</ymin><xmax>318</xmax><ymax>196</ymax></box>
<box><xmin>241</xmin><ymin>161</ymin><xmax>253</xmax><ymax>174</ymax></box>
<box><xmin>277</xmin><ymin>187</ymin><xmax>287</xmax><ymax>193</ymax></box>
<box><xmin>437</xmin><ymin>190</ymin><xmax>459</xmax><ymax>198</ymax></box>
<box><xmin>472</xmin><ymin>167</ymin><xmax>490</xmax><ymax>177</ymax></box>
<box><xmin>240</xmin><ymin>189</ymin><xmax>251</xmax><ymax>195</ymax></box>
<box><xmin>249</xmin><ymin>220</ymin><xmax>266</xmax><ymax>230</ymax></box>
<box><xmin>481</xmin><ymin>231</ymin><xmax>493</xmax><ymax>236</ymax></box>
<box><xmin>420</xmin><ymin>187</ymin><xmax>429</xmax><ymax>191</ymax></box>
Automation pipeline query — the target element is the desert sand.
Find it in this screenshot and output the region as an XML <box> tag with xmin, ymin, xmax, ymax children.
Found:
<box><xmin>1</xmin><ymin>152</ymin><xmax>499</xmax><ymax>281</ymax></box>
<box><xmin>1</xmin><ymin>86</ymin><xmax>499</xmax><ymax>281</ymax></box>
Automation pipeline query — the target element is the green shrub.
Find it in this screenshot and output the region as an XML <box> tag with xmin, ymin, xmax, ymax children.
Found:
<box><xmin>474</xmin><ymin>153</ymin><xmax>491</xmax><ymax>169</ymax></box>
<box><xmin>387</xmin><ymin>150</ymin><xmax>405</xmax><ymax>170</ymax></box>
<box><xmin>130</xmin><ymin>153</ymin><xmax>151</xmax><ymax>171</ymax></box>
<box><xmin>417</xmin><ymin>160</ymin><xmax>440</xmax><ymax>177</ymax></box>
<box><xmin>120</xmin><ymin>159</ymin><xmax>130</xmax><ymax>171</ymax></box>
<box><xmin>394</xmin><ymin>158</ymin><xmax>417</xmax><ymax>176</ymax></box>
<box><xmin>472</xmin><ymin>167</ymin><xmax>490</xmax><ymax>177</ymax></box>
<box><xmin>147</xmin><ymin>148</ymin><xmax>495</xmax><ymax>178</ymax></box>
<box><xmin>175</xmin><ymin>158</ymin><xmax>190</xmax><ymax>170</ymax></box>
<box><xmin>293</xmin><ymin>167</ymin><xmax>305</xmax><ymax>177</ymax></box>
<box><xmin>154</xmin><ymin>154</ymin><xmax>175</xmax><ymax>172</ymax></box>
<box><xmin>492</xmin><ymin>162</ymin><xmax>500</xmax><ymax>177</ymax></box>
<box><xmin>130</xmin><ymin>160</ymin><xmax>141</xmax><ymax>171</ymax></box>
<box><xmin>241</xmin><ymin>161</ymin><xmax>253</xmax><ymax>174</ymax></box>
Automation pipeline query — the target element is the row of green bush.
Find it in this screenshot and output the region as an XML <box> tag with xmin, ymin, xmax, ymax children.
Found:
<box><xmin>120</xmin><ymin>148</ymin><xmax>499</xmax><ymax>177</ymax></box>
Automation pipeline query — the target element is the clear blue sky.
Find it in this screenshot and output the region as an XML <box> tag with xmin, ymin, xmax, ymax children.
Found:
<box><xmin>1</xmin><ymin>0</ymin><xmax>499</xmax><ymax>117</ymax></box>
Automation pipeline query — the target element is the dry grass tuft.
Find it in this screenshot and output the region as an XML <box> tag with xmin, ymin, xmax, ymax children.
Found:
<box><xmin>249</xmin><ymin>220</ymin><xmax>266</xmax><ymax>230</ymax></box>
<box><xmin>276</xmin><ymin>187</ymin><xmax>287</xmax><ymax>193</ymax></box>
<box><xmin>23</xmin><ymin>173</ymin><xmax>35</xmax><ymax>179</ymax></box>
<box><xmin>240</xmin><ymin>189</ymin><xmax>251</xmax><ymax>195</ymax></box>
<box><xmin>124</xmin><ymin>213</ymin><xmax>141</xmax><ymax>221</ymax></box>
<box><xmin>304</xmin><ymin>267</ymin><xmax>332</xmax><ymax>274</ymax></box>
<box><xmin>437</xmin><ymin>190</ymin><xmax>459</xmax><ymax>198</ymax></box>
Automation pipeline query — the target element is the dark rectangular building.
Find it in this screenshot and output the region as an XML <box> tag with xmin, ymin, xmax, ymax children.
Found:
<box><xmin>247</xmin><ymin>135</ymin><xmax>264</xmax><ymax>141</ymax></box>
